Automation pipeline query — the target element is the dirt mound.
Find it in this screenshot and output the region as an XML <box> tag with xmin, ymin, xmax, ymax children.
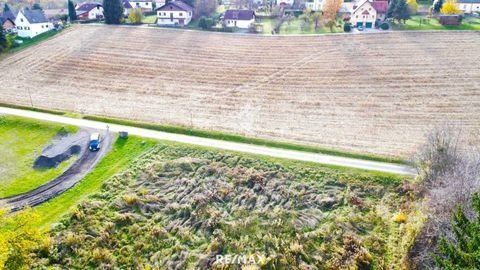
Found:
<box><xmin>34</xmin><ymin>145</ymin><xmax>81</xmax><ymax>169</ymax></box>
<box><xmin>33</xmin><ymin>130</ymin><xmax>89</xmax><ymax>169</ymax></box>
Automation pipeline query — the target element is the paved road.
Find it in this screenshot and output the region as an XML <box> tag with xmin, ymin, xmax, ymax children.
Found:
<box><xmin>0</xmin><ymin>128</ymin><xmax>113</xmax><ymax>211</ymax></box>
<box><xmin>0</xmin><ymin>106</ymin><xmax>417</xmax><ymax>175</ymax></box>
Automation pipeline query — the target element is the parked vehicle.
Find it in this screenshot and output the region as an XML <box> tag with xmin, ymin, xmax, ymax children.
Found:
<box><xmin>89</xmin><ymin>133</ymin><xmax>101</xmax><ymax>151</ymax></box>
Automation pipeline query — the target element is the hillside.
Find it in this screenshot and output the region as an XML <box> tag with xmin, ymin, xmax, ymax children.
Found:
<box><xmin>1</xmin><ymin>25</ymin><xmax>479</xmax><ymax>157</ymax></box>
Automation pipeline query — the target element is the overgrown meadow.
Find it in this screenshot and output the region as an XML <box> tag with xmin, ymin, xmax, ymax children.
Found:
<box><xmin>32</xmin><ymin>144</ymin><xmax>423</xmax><ymax>269</ymax></box>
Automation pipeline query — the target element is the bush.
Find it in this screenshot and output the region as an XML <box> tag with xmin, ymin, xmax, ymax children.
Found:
<box><xmin>380</xmin><ymin>22</ymin><xmax>390</xmax><ymax>30</ymax></box>
<box><xmin>198</xmin><ymin>16</ymin><xmax>215</xmax><ymax>30</ymax></box>
<box><xmin>343</xmin><ymin>22</ymin><xmax>352</xmax><ymax>32</ymax></box>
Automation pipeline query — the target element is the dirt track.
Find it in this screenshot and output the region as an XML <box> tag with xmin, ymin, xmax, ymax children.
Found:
<box><xmin>0</xmin><ymin>130</ymin><xmax>112</xmax><ymax>211</ymax></box>
<box><xmin>0</xmin><ymin>25</ymin><xmax>479</xmax><ymax>157</ymax></box>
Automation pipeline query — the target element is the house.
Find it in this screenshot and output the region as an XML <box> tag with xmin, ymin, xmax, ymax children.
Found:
<box><xmin>350</xmin><ymin>0</ymin><xmax>377</xmax><ymax>28</ymax></box>
<box><xmin>224</xmin><ymin>9</ymin><xmax>255</xmax><ymax>28</ymax></box>
<box><xmin>457</xmin><ymin>0</ymin><xmax>480</xmax><ymax>13</ymax></box>
<box><xmin>15</xmin><ymin>10</ymin><xmax>53</xmax><ymax>38</ymax></box>
<box><xmin>305</xmin><ymin>0</ymin><xmax>323</xmax><ymax>11</ymax></box>
<box><xmin>123</xmin><ymin>0</ymin><xmax>133</xmax><ymax>16</ymax></box>
<box><xmin>129</xmin><ymin>0</ymin><xmax>154</xmax><ymax>11</ymax></box>
<box><xmin>371</xmin><ymin>0</ymin><xmax>388</xmax><ymax>20</ymax></box>
<box><xmin>76</xmin><ymin>3</ymin><xmax>104</xmax><ymax>20</ymax></box>
<box><xmin>156</xmin><ymin>0</ymin><xmax>193</xmax><ymax>26</ymax></box>
<box><xmin>1</xmin><ymin>11</ymin><xmax>16</xmax><ymax>30</ymax></box>
<box><xmin>276</xmin><ymin>0</ymin><xmax>295</xmax><ymax>5</ymax></box>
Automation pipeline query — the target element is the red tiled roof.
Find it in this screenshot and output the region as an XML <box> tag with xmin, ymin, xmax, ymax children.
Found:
<box><xmin>372</xmin><ymin>0</ymin><xmax>388</xmax><ymax>13</ymax></box>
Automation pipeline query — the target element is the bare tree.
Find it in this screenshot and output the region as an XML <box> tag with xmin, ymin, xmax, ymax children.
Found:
<box><xmin>410</xmin><ymin>126</ymin><xmax>480</xmax><ymax>269</ymax></box>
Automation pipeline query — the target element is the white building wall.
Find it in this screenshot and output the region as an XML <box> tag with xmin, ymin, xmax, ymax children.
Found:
<box><xmin>225</xmin><ymin>18</ymin><xmax>255</xmax><ymax>28</ymax></box>
<box><xmin>130</xmin><ymin>1</ymin><xmax>153</xmax><ymax>10</ymax></box>
<box><xmin>88</xmin><ymin>6</ymin><xmax>104</xmax><ymax>19</ymax></box>
<box><xmin>157</xmin><ymin>10</ymin><xmax>192</xmax><ymax>25</ymax></box>
<box><xmin>15</xmin><ymin>12</ymin><xmax>53</xmax><ymax>38</ymax></box>
<box><xmin>350</xmin><ymin>1</ymin><xmax>377</xmax><ymax>27</ymax></box>
<box><xmin>457</xmin><ymin>2</ymin><xmax>480</xmax><ymax>13</ymax></box>
<box><xmin>305</xmin><ymin>0</ymin><xmax>323</xmax><ymax>11</ymax></box>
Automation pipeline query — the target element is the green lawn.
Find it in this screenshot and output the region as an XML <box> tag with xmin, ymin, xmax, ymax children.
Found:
<box><xmin>33</xmin><ymin>136</ymin><xmax>158</xmax><ymax>228</ymax></box>
<box><xmin>141</xmin><ymin>15</ymin><xmax>157</xmax><ymax>24</ymax></box>
<box><xmin>9</xmin><ymin>29</ymin><xmax>61</xmax><ymax>54</ymax></box>
<box><xmin>0</xmin><ymin>116</ymin><xmax>78</xmax><ymax>198</ymax></box>
<box><xmin>259</xmin><ymin>17</ymin><xmax>344</xmax><ymax>34</ymax></box>
<box><xmin>393</xmin><ymin>15</ymin><xmax>480</xmax><ymax>30</ymax></box>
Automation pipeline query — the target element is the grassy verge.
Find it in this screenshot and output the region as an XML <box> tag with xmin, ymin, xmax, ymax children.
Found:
<box><xmin>83</xmin><ymin>115</ymin><xmax>406</xmax><ymax>164</ymax></box>
<box><xmin>392</xmin><ymin>15</ymin><xmax>480</xmax><ymax>30</ymax></box>
<box><xmin>0</xmin><ymin>102</ymin><xmax>65</xmax><ymax>115</ymax></box>
<box><xmin>33</xmin><ymin>136</ymin><xmax>158</xmax><ymax>228</ymax></box>
<box><xmin>0</xmin><ymin>116</ymin><xmax>78</xmax><ymax>197</ymax></box>
<box><xmin>9</xmin><ymin>29</ymin><xmax>62</xmax><ymax>54</ymax></box>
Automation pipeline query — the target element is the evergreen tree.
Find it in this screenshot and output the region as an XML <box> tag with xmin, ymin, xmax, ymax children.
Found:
<box><xmin>3</xmin><ymin>3</ymin><xmax>11</xmax><ymax>13</ymax></box>
<box><xmin>0</xmin><ymin>24</ymin><xmax>7</xmax><ymax>53</ymax></box>
<box><xmin>103</xmin><ymin>0</ymin><xmax>124</xmax><ymax>24</ymax></box>
<box><xmin>435</xmin><ymin>193</ymin><xmax>480</xmax><ymax>269</ymax></box>
<box><xmin>387</xmin><ymin>0</ymin><xmax>398</xmax><ymax>19</ymax></box>
<box><xmin>68</xmin><ymin>0</ymin><xmax>77</xmax><ymax>21</ymax></box>
<box><xmin>32</xmin><ymin>3</ymin><xmax>43</xmax><ymax>10</ymax></box>
<box><xmin>394</xmin><ymin>0</ymin><xmax>411</xmax><ymax>23</ymax></box>
<box><xmin>434</xmin><ymin>0</ymin><xmax>444</xmax><ymax>13</ymax></box>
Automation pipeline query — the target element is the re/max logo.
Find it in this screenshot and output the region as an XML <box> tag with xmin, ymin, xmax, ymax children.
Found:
<box><xmin>215</xmin><ymin>254</ymin><xmax>266</xmax><ymax>265</ymax></box>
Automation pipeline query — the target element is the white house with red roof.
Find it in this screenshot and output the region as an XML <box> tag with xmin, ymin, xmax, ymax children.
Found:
<box><xmin>156</xmin><ymin>0</ymin><xmax>193</xmax><ymax>26</ymax></box>
<box><xmin>350</xmin><ymin>0</ymin><xmax>386</xmax><ymax>28</ymax></box>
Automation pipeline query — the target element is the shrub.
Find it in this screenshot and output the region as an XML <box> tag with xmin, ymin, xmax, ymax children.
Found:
<box><xmin>343</xmin><ymin>22</ymin><xmax>352</xmax><ymax>32</ymax></box>
<box><xmin>198</xmin><ymin>16</ymin><xmax>215</xmax><ymax>30</ymax></box>
<box><xmin>380</xmin><ymin>22</ymin><xmax>390</xmax><ymax>30</ymax></box>
<box><xmin>128</xmin><ymin>8</ymin><xmax>144</xmax><ymax>24</ymax></box>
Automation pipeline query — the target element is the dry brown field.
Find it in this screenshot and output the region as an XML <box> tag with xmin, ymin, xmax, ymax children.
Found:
<box><xmin>1</xmin><ymin>25</ymin><xmax>479</xmax><ymax>158</ymax></box>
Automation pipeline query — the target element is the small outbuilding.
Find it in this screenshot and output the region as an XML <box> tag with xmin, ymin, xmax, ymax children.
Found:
<box><xmin>223</xmin><ymin>9</ymin><xmax>255</xmax><ymax>28</ymax></box>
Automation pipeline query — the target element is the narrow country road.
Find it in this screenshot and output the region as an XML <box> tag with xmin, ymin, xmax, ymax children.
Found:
<box><xmin>0</xmin><ymin>106</ymin><xmax>417</xmax><ymax>175</ymax></box>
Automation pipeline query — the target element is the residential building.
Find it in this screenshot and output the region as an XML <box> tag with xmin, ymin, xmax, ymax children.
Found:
<box><xmin>0</xmin><ymin>11</ymin><xmax>16</xmax><ymax>30</ymax></box>
<box><xmin>305</xmin><ymin>0</ymin><xmax>323</xmax><ymax>11</ymax></box>
<box><xmin>371</xmin><ymin>0</ymin><xmax>388</xmax><ymax>20</ymax></box>
<box><xmin>156</xmin><ymin>0</ymin><xmax>193</xmax><ymax>26</ymax></box>
<box><xmin>224</xmin><ymin>9</ymin><xmax>255</xmax><ymax>28</ymax></box>
<box><xmin>457</xmin><ymin>0</ymin><xmax>480</xmax><ymax>13</ymax></box>
<box><xmin>15</xmin><ymin>10</ymin><xmax>53</xmax><ymax>38</ymax></box>
<box><xmin>350</xmin><ymin>0</ymin><xmax>377</xmax><ymax>28</ymax></box>
<box><xmin>129</xmin><ymin>0</ymin><xmax>154</xmax><ymax>11</ymax></box>
<box><xmin>76</xmin><ymin>3</ymin><xmax>104</xmax><ymax>20</ymax></box>
<box><xmin>124</xmin><ymin>0</ymin><xmax>134</xmax><ymax>16</ymax></box>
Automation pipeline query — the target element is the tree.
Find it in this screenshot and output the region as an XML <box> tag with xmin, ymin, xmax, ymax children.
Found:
<box><xmin>198</xmin><ymin>16</ymin><xmax>215</xmax><ymax>29</ymax></box>
<box><xmin>32</xmin><ymin>3</ymin><xmax>43</xmax><ymax>10</ymax></box>
<box><xmin>323</xmin><ymin>0</ymin><xmax>343</xmax><ymax>21</ymax></box>
<box><xmin>0</xmin><ymin>24</ymin><xmax>7</xmax><ymax>53</ymax></box>
<box><xmin>3</xmin><ymin>3</ymin><xmax>11</xmax><ymax>13</ymax></box>
<box><xmin>407</xmin><ymin>0</ymin><xmax>418</xmax><ymax>14</ymax></box>
<box><xmin>0</xmin><ymin>208</ymin><xmax>47</xmax><ymax>270</ymax></box>
<box><xmin>325</xmin><ymin>20</ymin><xmax>336</xmax><ymax>32</ymax></box>
<box><xmin>193</xmin><ymin>0</ymin><xmax>217</xmax><ymax>18</ymax></box>
<box><xmin>435</xmin><ymin>193</ymin><xmax>480</xmax><ymax>269</ymax></box>
<box><xmin>128</xmin><ymin>8</ymin><xmax>143</xmax><ymax>24</ymax></box>
<box><xmin>103</xmin><ymin>0</ymin><xmax>124</xmax><ymax>24</ymax></box>
<box><xmin>388</xmin><ymin>0</ymin><xmax>411</xmax><ymax>23</ymax></box>
<box><xmin>311</xmin><ymin>11</ymin><xmax>322</xmax><ymax>30</ymax></box>
<box><xmin>433</xmin><ymin>0</ymin><xmax>444</xmax><ymax>13</ymax></box>
<box><xmin>299</xmin><ymin>8</ymin><xmax>312</xmax><ymax>31</ymax></box>
<box><xmin>440</xmin><ymin>0</ymin><xmax>461</xmax><ymax>14</ymax></box>
<box><xmin>68</xmin><ymin>0</ymin><xmax>77</xmax><ymax>21</ymax></box>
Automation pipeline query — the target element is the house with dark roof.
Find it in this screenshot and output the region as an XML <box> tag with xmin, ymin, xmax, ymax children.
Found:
<box><xmin>1</xmin><ymin>11</ymin><xmax>16</xmax><ymax>30</ymax></box>
<box><xmin>457</xmin><ymin>0</ymin><xmax>480</xmax><ymax>13</ymax></box>
<box><xmin>223</xmin><ymin>10</ymin><xmax>255</xmax><ymax>28</ymax></box>
<box><xmin>156</xmin><ymin>0</ymin><xmax>193</xmax><ymax>26</ymax></box>
<box><xmin>76</xmin><ymin>3</ymin><xmax>104</xmax><ymax>20</ymax></box>
<box><xmin>15</xmin><ymin>9</ymin><xmax>53</xmax><ymax>38</ymax></box>
<box><xmin>123</xmin><ymin>0</ymin><xmax>133</xmax><ymax>16</ymax></box>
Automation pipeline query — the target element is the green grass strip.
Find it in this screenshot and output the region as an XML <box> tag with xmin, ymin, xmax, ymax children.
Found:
<box><xmin>83</xmin><ymin>115</ymin><xmax>407</xmax><ymax>164</ymax></box>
